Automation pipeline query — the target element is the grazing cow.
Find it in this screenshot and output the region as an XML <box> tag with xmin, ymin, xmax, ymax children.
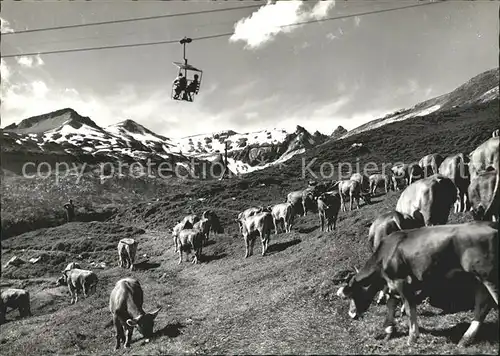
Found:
<box><xmin>64</xmin><ymin>268</ymin><xmax>98</xmax><ymax>304</ymax></box>
<box><xmin>271</xmin><ymin>203</ymin><xmax>295</xmax><ymax>234</ymax></box>
<box><xmin>368</xmin><ymin>211</ymin><xmax>425</xmax><ymax>305</ymax></box>
<box><xmin>439</xmin><ymin>153</ymin><xmax>471</xmax><ymax>213</ymax></box>
<box><xmin>350</xmin><ymin>173</ymin><xmax>370</xmax><ymax>194</ymax></box>
<box><xmin>317</xmin><ymin>192</ymin><xmax>341</xmax><ymax>232</ymax></box>
<box><xmin>369</xmin><ymin>174</ymin><xmax>391</xmax><ymax>195</ymax></box>
<box><xmin>172</xmin><ymin>220</ymin><xmax>193</xmax><ymax>253</ymax></box>
<box><xmin>56</xmin><ymin>262</ymin><xmax>83</xmax><ymax>286</ymax></box>
<box><xmin>468</xmin><ymin>170</ymin><xmax>499</xmax><ymax>222</ymax></box>
<box><xmin>337</xmin><ymin>222</ymin><xmax>498</xmax><ymax>347</ymax></box>
<box><xmin>395</xmin><ymin>175</ymin><xmax>457</xmax><ymax>226</ymax></box>
<box><xmin>109</xmin><ymin>278</ymin><xmax>161</xmax><ymax>350</ymax></box>
<box><xmin>237</xmin><ymin>211</ymin><xmax>273</xmax><ymax>258</ymax></box>
<box><xmin>202</xmin><ymin>210</ymin><xmax>224</xmax><ymax>241</ymax></box>
<box><xmin>287</xmin><ymin>190</ymin><xmax>308</xmax><ymax>217</ymax></box>
<box><xmin>469</xmin><ymin>136</ymin><xmax>499</xmax><ymax>180</ymax></box>
<box><xmin>338</xmin><ymin>180</ymin><xmax>370</xmax><ymax>211</ymax></box>
<box><xmin>118</xmin><ymin>238</ymin><xmax>138</xmax><ymax>270</ymax></box>
<box><xmin>391</xmin><ymin>164</ymin><xmax>407</xmax><ymax>190</ymax></box>
<box><xmin>0</xmin><ymin>288</ymin><xmax>31</xmax><ymax>323</ymax></box>
<box><xmin>177</xmin><ymin>228</ymin><xmax>204</xmax><ymax>264</ymax></box>
<box><xmin>419</xmin><ymin>153</ymin><xmax>444</xmax><ymax>177</ymax></box>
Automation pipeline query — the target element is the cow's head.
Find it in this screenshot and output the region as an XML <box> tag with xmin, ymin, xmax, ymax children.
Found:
<box><xmin>336</xmin><ymin>269</ymin><xmax>381</xmax><ymax>319</ymax></box>
<box><xmin>126</xmin><ymin>307</ymin><xmax>162</xmax><ymax>341</ymax></box>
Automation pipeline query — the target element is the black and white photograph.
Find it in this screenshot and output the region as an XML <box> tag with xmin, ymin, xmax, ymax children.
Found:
<box><xmin>0</xmin><ymin>0</ymin><xmax>498</xmax><ymax>354</ymax></box>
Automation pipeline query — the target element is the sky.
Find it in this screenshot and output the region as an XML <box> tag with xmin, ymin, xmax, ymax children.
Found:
<box><xmin>0</xmin><ymin>0</ymin><xmax>498</xmax><ymax>139</ymax></box>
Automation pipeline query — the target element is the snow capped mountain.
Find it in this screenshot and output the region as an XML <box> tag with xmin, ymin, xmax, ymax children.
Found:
<box><xmin>341</xmin><ymin>67</ymin><xmax>499</xmax><ymax>140</ymax></box>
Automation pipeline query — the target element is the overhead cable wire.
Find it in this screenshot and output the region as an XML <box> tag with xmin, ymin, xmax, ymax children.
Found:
<box><xmin>2</xmin><ymin>0</ymin><xmax>447</xmax><ymax>58</ymax></box>
<box><xmin>0</xmin><ymin>4</ymin><xmax>264</xmax><ymax>35</ymax></box>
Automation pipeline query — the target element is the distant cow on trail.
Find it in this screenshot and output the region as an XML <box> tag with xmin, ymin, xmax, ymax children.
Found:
<box><xmin>439</xmin><ymin>153</ymin><xmax>470</xmax><ymax>213</ymax></box>
<box><xmin>396</xmin><ymin>175</ymin><xmax>457</xmax><ymax>226</ymax></box>
<box><xmin>338</xmin><ymin>179</ymin><xmax>370</xmax><ymax>211</ymax></box>
<box><xmin>1</xmin><ymin>288</ymin><xmax>32</xmax><ymax>323</ymax></box>
<box><xmin>118</xmin><ymin>238</ymin><xmax>138</xmax><ymax>270</ymax></box>
<box><xmin>337</xmin><ymin>221</ymin><xmax>498</xmax><ymax>347</ymax></box>
<box><xmin>237</xmin><ymin>211</ymin><xmax>273</xmax><ymax>258</ymax></box>
<box><xmin>369</xmin><ymin>174</ymin><xmax>391</xmax><ymax>195</ymax></box>
<box><xmin>109</xmin><ymin>277</ymin><xmax>161</xmax><ymax>350</ymax></box>
<box><xmin>419</xmin><ymin>153</ymin><xmax>444</xmax><ymax>177</ymax></box>
<box><xmin>350</xmin><ymin>173</ymin><xmax>370</xmax><ymax>194</ymax></box>
<box><xmin>271</xmin><ymin>203</ymin><xmax>295</xmax><ymax>234</ymax></box>
<box><xmin>177</xmin><ymin>228</ymin><xmax>204</xmax><ymax>264</ymax></box>
<box><xmin>317</xmin><ymin>192</ymin><xmax>341</xmax><ymax>232</ymax></box>
<box><xmin>63</xmin><ymin>268</ymin><xmax>98</xmax><ymax>304</ymax></box>
<box><xmin>391</xmin><ymin>164</ymin><xmax>407</xmax><ymax>190</ymax></box>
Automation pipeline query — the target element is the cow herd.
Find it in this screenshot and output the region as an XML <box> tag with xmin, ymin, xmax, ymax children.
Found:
<box><xmin>0</xmin><ymin>133</ymin><xmax>498</xmax><ymax>351</ymax></box>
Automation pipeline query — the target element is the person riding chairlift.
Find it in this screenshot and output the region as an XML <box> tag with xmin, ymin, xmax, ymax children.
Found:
<box><xmin>173</xmin><ymin>72</ymin><xmax>187</xmax><ymax>100</ymax></box>
<box><xmin>185</xmin><ymin>74</ymin><xmax>199</xmax><ymax>102</ymax></box>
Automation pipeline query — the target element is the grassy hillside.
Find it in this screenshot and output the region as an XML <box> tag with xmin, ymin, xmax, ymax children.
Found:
<box><xmin>1</xmin><ymin>192</ymin><xmax>497</xmax><ymax>355</ymax></box>
<box><xmin>0</xmin><ymin>99</ymin><xmax>498</xmax><ymax>355</ymax></box>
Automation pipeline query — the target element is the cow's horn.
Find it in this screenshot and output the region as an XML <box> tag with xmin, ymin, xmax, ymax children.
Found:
<box><xmin>354</xmin><ymin>266</ymin><xmax>359</xmax><ymax>273</ymax></box>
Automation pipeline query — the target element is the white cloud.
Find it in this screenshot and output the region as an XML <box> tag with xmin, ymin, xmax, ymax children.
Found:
<box><xmin>16</xmin><ymin>55</ymin><xmax>44</xmax><ymax>68</ymax></box>
<box><xmin>230</xmin><ymin>0</ymin><xmax>335</xmax><ymax>49</ymax></box>
<box><xmin>1</xmin><ymin>59</ymin><xmax>11</xmax><ymax>82</ymax></box>
<box><xmin>31</xmin><ymin>81</ymin><xmax>49</xmax><ymax>97</ymax></box>
<box><xmin>326</xmin><ymin>32</ymin><xmax>337</xmax><ymax>41</ymax></box>
<box><xmin>0</xmin><ymin>17</ymin><xmax>14</xmax><ymax>33</ymax></box>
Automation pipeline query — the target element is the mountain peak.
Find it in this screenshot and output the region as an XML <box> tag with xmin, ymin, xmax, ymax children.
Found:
<box><xmin>3</xmin><ymin>108</ymin><xmax>100</xmax><ymax>134</ymax></box>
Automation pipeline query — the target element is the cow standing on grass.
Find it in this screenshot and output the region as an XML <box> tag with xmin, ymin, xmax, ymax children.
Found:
<box><xmin>317</xmin><ymin>192</ymin><xmax>341</xmax><ymax>232</ymax></box>
<box><xmin>109</xmin><ymin>277</ymin><xmax>161</xmax><ymax>350</ymax></box>
<box><xmin>64</xmin><ymin>268</ymin><xmax>98</xmax><ymax>304</ymax></box>
<box><xmin>439</xmin><ymin>153</ymin><xmax>470</xmax><ymax>213</ymax></box>
<box><xmin>118</xmin><ymin>238</ymin><xmax>138</xmax><ymax>270</ymax></box>
<box><xmin>271</xmin><ymin>203</ymin><xmax>295</xmax><ymax>234</ymax></box>
<box><xmin>177</xmin><ymin>227</ymin><xmax>204</xmax><ymax>264</ymax></box>
<box><xmin>338</xmin><ymin>180</ymin><xmax>370</xmax><ymax>211</ymax></box>
<box><xmin>0</xmin><ymin>288</ymin><xmax>32</xmax><ymax>323</ymax></box>
<box><xmin>368</xmin><ymin>174</ymin><xmax>391</xmax><ymax>195</ymax></box>
<box><xmin>395</xmin><ymin>175</ymin><xmax>457</xmax><ymax>226</ymax></box>
<box><xmin>237</xmin><ymin>211</ymin><xmax>273</xmax><ymax>258</ymax></box>
<box><xmin>337</xmin><ymin>221</ymin><xmax>498</xmax><ymax>347</ymax></box>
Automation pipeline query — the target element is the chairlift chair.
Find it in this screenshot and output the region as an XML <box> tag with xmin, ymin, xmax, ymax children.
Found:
<box><xmin>171</xmin><ymin>37</ymin><xmax>203</xmax><ymax>102</ymax></box>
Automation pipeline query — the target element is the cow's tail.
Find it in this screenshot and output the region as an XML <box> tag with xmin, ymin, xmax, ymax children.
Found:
<box><xmin>483</xmin><ymin>158</ymin><xmax>500</xmax><ymax>221</ymax></box>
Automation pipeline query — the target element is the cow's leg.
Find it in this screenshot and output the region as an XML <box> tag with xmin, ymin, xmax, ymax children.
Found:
<box><xmin>261</xmin><ymin>233</ymin><xmax>267</xmax><ymax>256</ymax></box>
<box><xmin>68</xmin><ymin>284</ymin><xmax>76</xmax><ymax>304</ymax></box>
<box><xmin>320</xmin><ymin>214</ymin><xmax>324</xmax><ymax>232</ymax></box>
<box><xmin>302</xmin><ymin>201</ymin><xmax>307</xmax><ymax>217</ymax></box>
<box><xmin>403</xmin><ymin>299</ymin><xmax>419</xmax><ymax>345</ymax></box>
<box><xmin>173</xmin><ymin>236</ymin><xmax>179</xmax><ymax>253</ymax></box>
<box><xmin>250</xmin><ymin>236</ymin><xmax>256</xmax><ymax>256</ymax></box>
<box><xmin>273</xmin><ymin>219</ymin><xmax>279</xmax><ymax>235</ymax></box>
<box><xmin>113</xmin><ymin>318</ymin><xmax>125</xmax><ymax>350</ymax></box>
<box><xmin>129</xmin><ymin>256</ymin><xmax>134</xmax><ymax>271</ymax></box>
<box><xmin>382</xmin><ymin>294</ymin><xmax>398</xmax><ymax>340</ymax></box>
<box><xmin>458</xmin><ymin>284</ymin><xmax>494</xmax><ymax>347</ymax></box>
<box><xmin>244</xmin><ymin>236</ymin><xmax>250</xmax><ymax>258</ymax></box>
<box><xmin>178</xmin><ymin>247</ymin><xmax>183</xmax><ymax>265</ymax></box>
<box><xmin>377</xmin><ymin>286</ymin><xmax>388</xmax><ymax>305</ymax></box>
<box><xmin>124</xmin><ymin>327</ymin><xmax>134</xmax><ymax>348</ymax></box>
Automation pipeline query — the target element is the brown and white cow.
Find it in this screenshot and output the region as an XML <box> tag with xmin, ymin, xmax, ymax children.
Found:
<box><xmin>237</xmin><ymin>211</ymin><xmax>273</xmax><ymax>258</ymax></box>
<box><xmin>0</xmin><ymin>288</ymin><xmax>32</xmax><ymax>323</ymax></box>
<box><xmin>439</xmin><ymin>153</ymin><xmax>470</xmax><ymax>213</ymax></box>
<box><xmin>109</xmin><ymin>277</ymin><xmax>161</xmax><ymax>350</ymax></box>
<box><xmin>63</xmin><ymin>268</ymin><xmax>98</xmax><ymax>304</ymax></box>
<box><xmin>369</xmin><ymin>174</ymin><xmax>391</xmax><ymax>195</ymax></box>
<box><xmin>172</xmin><ymin>220</ymin><xmax>194</xmax><ymax>253</ymax></box>
<box><xmin>407</xmin><ymin>162</ymin><xmax>424</xmax><ymax>185</ymax></box>
<box><xmin>395</xmin><ymin>175</ymin><xmax>457</xmax><ymax>226</ymax></box>
<box><xmin>118</xmin><ymin>238</ymin><xmax>138</xmax><ymax>271</ymax></box>
<box><xmin>317</xmin><ymin>192</ymin><xmax>341</xmax><ymax>232</ymax></box>
<box><xmin>419</xmin><ymin>153</ymin><xmax>444</xmax><ymax>178</ymax></box>
<box><xmin>337</xmin><ymin>221</ymin><xmax>498</xmax><ymax>347</ymax></box>
<box><xmin>271</xmin><ymin>203</ymin><xmax>295</xmax><ymax>234</ymax></box>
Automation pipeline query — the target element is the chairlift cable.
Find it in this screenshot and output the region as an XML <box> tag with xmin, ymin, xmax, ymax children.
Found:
<box><xmin>2</xmin><ymin>0</ymin><xmax>447</xmax><ymax>59</ymax></box>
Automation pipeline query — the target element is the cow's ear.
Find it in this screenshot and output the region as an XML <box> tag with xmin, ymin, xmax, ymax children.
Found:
<box><xmin>126</xmin><ymin>319</ymin><xmax>138</xmax><ymax>327</ymax></box>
